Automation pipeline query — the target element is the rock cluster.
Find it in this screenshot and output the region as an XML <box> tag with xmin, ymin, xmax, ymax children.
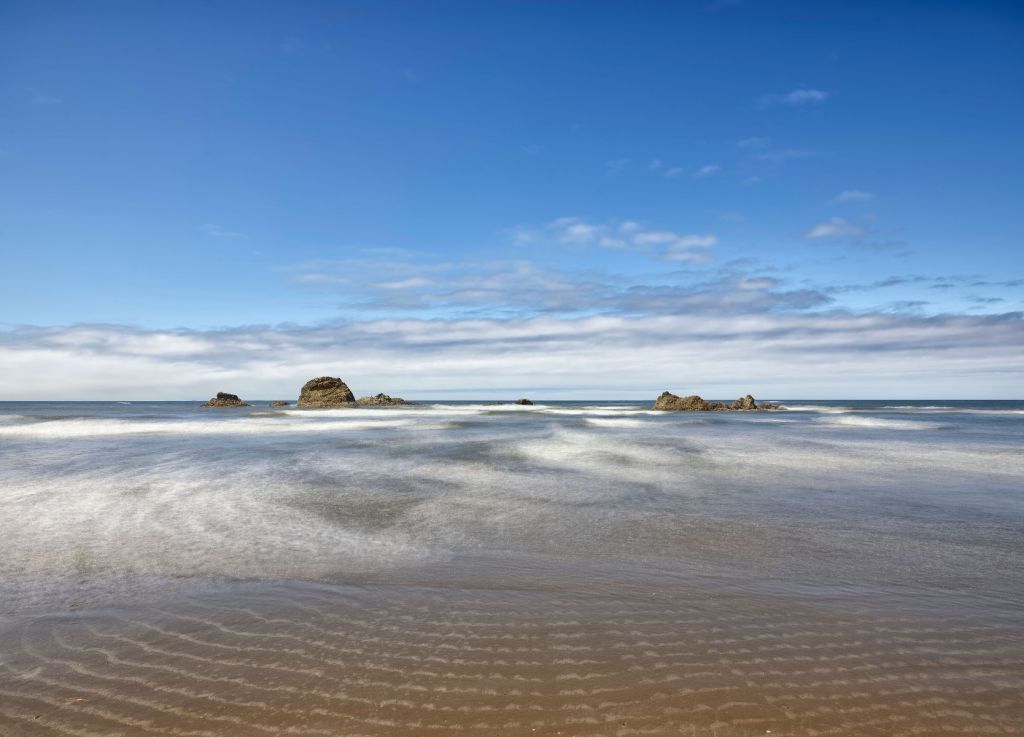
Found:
<box><xmin>297</xmin><ymin>376</ymin><xmax>357</xmax><ymax>408</ymax></box>
<box><xmin>269</xmin><ymin>401</ymin><xmax>290</xmax><ymax>407</ymax></box>
<box><xmin>653</xmin><ymin>391</ymin><xmax>782</xmax><ymax>411</ymax></box>
<box><xmin>514</xmin><ymin>398</ymin><xmax>534</xmax><ymax>405</ymax></box>
<box><xmin>356</xmin><ymin>393</ymin><xmax>410</xmax><ymax>406</ymax></box>
<box><xmin>201</xmin><ymin>392</ymin><xmax>250</xmax><ymax>408</ymax></box>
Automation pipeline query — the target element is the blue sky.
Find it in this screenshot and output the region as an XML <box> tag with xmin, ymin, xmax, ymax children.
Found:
<box><xmin>1</xmin><ymin>1</ymin><xmax>1022</xmax><ymax>398</ymax></box>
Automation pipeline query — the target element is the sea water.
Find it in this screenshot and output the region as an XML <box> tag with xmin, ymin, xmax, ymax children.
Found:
<box><xmin>0</xmin><ymin>399</ymin><xmax>1021</xmax><ymax>735</ymax></box>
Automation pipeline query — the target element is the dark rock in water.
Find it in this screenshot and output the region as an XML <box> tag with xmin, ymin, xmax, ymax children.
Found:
<box><xmin>514</xmin><ymin>398</ymin><xmax>534</xmax><ymax>405</ymax></box>
<box><xmin>356</xmin><ymin>393</ymin><xmax>410</xmax><ymax>406</ymax></box>
<box><xmin>653</xmin><ymin>391</ymin><xmax>717</xmax><ymax>411</ymax></box>
<box><xmin>297</xmin><ymin>376</ymin><xmax>356</xmax><ymax>408</ymax></box>
<box><xmin>269</xmin><ymin>401</ymin><xmax>290</xmax><ymax>407</ymax></box>
<box><xmin>731</xmin><ymin>394</ymin><xmax>757</xmax><ymax>410</ymax></box>
<box><xmin>201</xmin><ymin>392</ymin><xmax>250</xmax><ymax>408</ymax></box>
<box><xmin>654</xmin><ymin>391</ymin><xmax>782</xmax><ymax>412</ymax></box>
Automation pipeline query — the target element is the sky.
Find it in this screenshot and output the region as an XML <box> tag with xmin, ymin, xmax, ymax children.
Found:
<box><xmin>1</xmin><ymin>0</ymin><xmax>1022</xmax><ymax>399</ymax></box>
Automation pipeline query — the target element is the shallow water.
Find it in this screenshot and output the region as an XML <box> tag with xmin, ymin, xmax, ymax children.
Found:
<box><xmin>1</xmin><ymin>399</ymin><xmax>1022</xmax><ymax>735</ymax></box>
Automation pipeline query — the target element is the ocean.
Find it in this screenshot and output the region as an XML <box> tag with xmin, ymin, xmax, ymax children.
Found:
<box><xmin>1</xmin><ymin>399</ymin><xmax>1022</xmax><ymax>735</ymax></box>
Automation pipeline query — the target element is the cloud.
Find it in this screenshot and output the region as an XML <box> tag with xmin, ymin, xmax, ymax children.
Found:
<box><xmin>664</xmin><ymin>167</ymin><xmax>684</xmax><ymax>178</ymax></box>
<box><xmin>832</xmin><ymin>190</ymin><xmax>874</xmax><ymax>203</ymax></box>
<box><xmin>736</xmin><ymin>136</ymin><xmax>770</xmax><ymax>149</ymax></box>
<box><xmin>761</xmin><ymin>88</ymin><xmax>831</xmax><ymax>107</ymax></box>
<box><xmin>200</xmin><ymin>224</ymin><xmax>247</xmax><ymax>239</ymax></box>
<box><xmin>648</xmin><ymin>159</ymin><xmax>663</xmax><ymax>170</ymax></box>
<box><xmin>805</xmin><ymin>217</ymin><xmax>865</xmax><ymax>240</ymax></box>
<box><xmin>2</xmin><ymin>309</ymin><xmax>1021</xmax><ymax>399</ymax></box>
<box><xmin>694</xmin><ymin>164</ymin><xmax>721</xmax><ymax>178</ymax></box>
<box><xmin>545</xmin><ymin>218</ymin><xmax>716</xmax><ymax>261</ymax></box>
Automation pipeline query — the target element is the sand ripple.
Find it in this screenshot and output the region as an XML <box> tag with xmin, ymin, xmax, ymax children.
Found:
<box><xmin>1</xmin><ymin>580</ymin><xmax>1021</xmax><ymax>736</ymax></box>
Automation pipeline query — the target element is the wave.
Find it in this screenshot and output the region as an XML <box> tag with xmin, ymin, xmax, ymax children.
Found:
<box><xmin>584</xmin><ymin>417</ymin><xmax>650</xmax><ymax>428</ymax></box>
<box><xmin>783</xmin><ymin>404</ymin><xmax>852</xmax><ymax>413</ymax></box>
<box><xmin>882</xmin><ymin>405</ymin><xmax>955</xmax><ymax>410</ymax></box>
<box><xmin>0</xmin><ymin>416</ymin><xmax>419</xmax><ymax>439</ymax></box>
<box><xmin>816</xmin><ymin>415</ymin><xmax>944</xmax><ymax>430</ymax></box>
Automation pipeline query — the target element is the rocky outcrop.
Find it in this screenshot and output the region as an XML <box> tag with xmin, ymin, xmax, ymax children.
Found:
<box><xmin>514</xmin><ymin>398</ymin><xmax>534</xmax><ymax>405</ymax></box>
<box><xmin>653</xmin><ymin>391</ymin><xmax>782</xmax><ymax>411</ymax></box>
<box><xmin>731</xmin><ymin>394</ymin><xmax>757</xmax><ymax>410</ymax></box>
<box><xmin>356</xmin><ymin>393</ymin><xmax>410</xmax><ymax>406</ymax></box>
<box><xmin>297</xmin><ymin>376</ymin><xmax>356</xmax><ymax>408</ymax></box>
<box><xmin>269</xmin><ymin>401</ymin><xmax>290</xmax><ymax>407</ymax></box>
<box><xmin>653</xmin><ymin>392</ymin><xmax>721</xmax><ymax>411</ymax></box>
<box><xmin>201</xmin><ymin>392</ymin><xmax>250</xmax><ymax>408</ymax></box>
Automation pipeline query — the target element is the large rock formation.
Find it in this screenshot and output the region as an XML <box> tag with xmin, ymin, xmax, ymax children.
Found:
<box><xmin>297</xmin><ymin>376</ymin><xmax>356</xmax><ymax>408</ymax></box>
<box><xmin>653</xmin><ymin>392</ymin><xmax>721</xmax><ymax>411</ymax></box>
<box><xmin>201</xmin><ymin>392</ymin><xmax>250</xmax><ymax>408</ymax></box>
<box><xmin>356</xmin><ymin>393</ymin><xmax>410</xmax><ymax>406</ymax></box>
<box><xmin>653</xmin><ymin>391</ymin><xmax>782</xmax><ymax>411</ymax></box>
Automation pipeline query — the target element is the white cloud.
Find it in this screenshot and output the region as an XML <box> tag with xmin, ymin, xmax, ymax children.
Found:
<box><xmin>664</xmin><ymin>167</ymin><xmax>684</xmax><ymax>178</ymax></box>
<box><xmin>648</xmin><ymin>159</ymin><xmax>663</xmax><ymax>170</ymax></box>
<box><xmin>3</xmin><ymin>310</ymin><xmax>1021</xmax><ymax>399</ymax></box>
<box><xmin>832</xmin><ymin>190</ymin><xmax>874</xmax><ymax>203</ymax></box>
<box><xmin>374</xmin><ymin>277</ymin><xmax>433</xmax><ymax>290</ymax></box>
<box><xmin>547</xmin><ymin>218</ymin><xmax>717</xmax><ymax>261</ymax></box>
<box><xmin>737</xmin><ymin>136</ymin><xmax>770</xmax><ymax>149</ymax></box>
<box><xmin>694</xmin><ymin>164</ymin><xmax>721</xmax><ymax>178</ymax></box>
<box><xmin>762</xmin><ymin>88</ymin><xmax>831</xmax><ymax>107</ymax></box>
<box><xmin>805</xmin><ymin>217</ymin><xmax>865</xmax><ymax>239</ymax></box>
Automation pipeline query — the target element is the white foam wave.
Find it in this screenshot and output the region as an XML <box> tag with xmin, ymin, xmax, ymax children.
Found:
<box><xmin>883</xmin><ymin>405</ymin><xmax>955</xmax><ymax>410</ymax></box>
<box><xmin>541</xmin><ymin>408</ymin><xmax>662</xmax><ymax>416</ymax></box>
<box><xmin>816</xmin><ymin>415</ymin><xmax>943</xmax><ymax>430</ymax></box>
<box><xmin>783</xmin><ymin>404</ymin><xmax>852</xmax><ymax>413</ymax></box>
<box><xmin>0</xmin><ymin>416</ymin><xmax>417</xmax><ymax>438</ymax></box>
<box><xmin>584</xmin><ymin>418</ymin><xmax>650</xmax><ymax>428</ymax></box>
<box><xmin>284</xmin><ymin>406</ymin><xmax>485</xmax><ymax>418</ymax></box>
<box><xmin>0</xmin><ymin>415</ymin><xmax>25</xmax><ymax>422</ymax></box>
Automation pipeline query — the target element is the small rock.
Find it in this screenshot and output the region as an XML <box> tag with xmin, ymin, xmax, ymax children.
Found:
<box><xmin>356</xmin><ymin>393</ymin><xmax>410</xmax><ymax>406</ymax></box>
<box><xmin>269</xmin><ymin>401</ymin><xmax>290</xmax><ymax>407</ymax></box>
<box><xmin>514</xmin><ymin>398</ymin><xmax>534</xmax><ymax>405</ymax></box>
<box><xmin>201</xmin><ymin>392</ymin><xmax>250</xmax><ymax>408</ymax></box>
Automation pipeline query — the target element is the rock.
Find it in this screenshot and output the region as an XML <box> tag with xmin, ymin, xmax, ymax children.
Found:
<box><xmin>201</xmin><ymin>392</ymin><xmax>250</xmax><ymax>408</ymax></box>
<box><xmin>731</xmin><ymin>394</ymin><xmax>757</xmax><ymax>410</ymax></box>
<box><xmin>653</xmin><ymin>391</ymin><xmax>782</xmax><ymax>412</ymax></box>
<box><xmin>356</xmin><ymin>393</ymin><xmax>410</xmax><ymax>406</ymax></box>
<box><xmin>297</xmin><ymin>376</ymin><xmax>356</xmax><ymax>408</ymax></box>
<box><xmin>653</xmin><ymin>391</ymin><xmax>715</xmax><ymax>411</ymax></box>
<box><xmin>269</xmin><ymin>401</ymin><xmax>290</xmax><ymax>407</ymax></box>
<box><xmin>514</xmin><ymin>398</ymin><xmax>534</xmax><ymax>405</ymax></box>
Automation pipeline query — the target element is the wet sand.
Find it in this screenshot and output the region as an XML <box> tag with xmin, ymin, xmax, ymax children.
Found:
<box><xmin>2</xmin><ymin>565</ymin><xmax>1022</xmax><ymax>737</ymax></box>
